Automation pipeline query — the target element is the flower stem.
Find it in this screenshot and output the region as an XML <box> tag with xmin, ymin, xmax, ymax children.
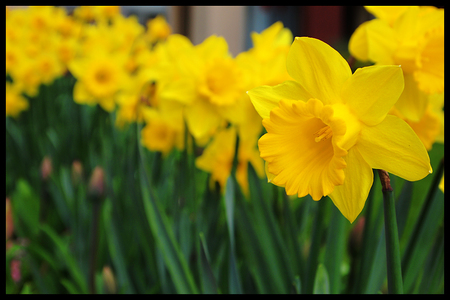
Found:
<box><xmin>89</xmin><ymin>200</ymin><xmax>101</xmax><ymax>294</ymax></box>
<box><xmin>378</xmin><ymin>170</ymin><xmax>403</xmax><ymax>294</ymax></box>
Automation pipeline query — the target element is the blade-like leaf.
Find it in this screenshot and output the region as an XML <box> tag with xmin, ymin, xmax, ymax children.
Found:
<box><xmin>224</xmin><ymin>176</ymin><xmax>243</xmax><ymax>294</ymax></box>
<box><xmin>199</xmin><ymin>232</ymin><xmax>218</xmax><ymax>294</ymax></box>
<box><xmin>313</xmin><ymin>264</ymin><xmax>330</xmax><ymax>294</ymax></box>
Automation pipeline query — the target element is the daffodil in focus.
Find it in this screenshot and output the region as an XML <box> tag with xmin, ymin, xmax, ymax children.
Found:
<box><xmin>349</xmin><ymin>6</ymin><xmax>444</xmax><ymax>122</ymax></box>
<box><xmin>248</xmin><ymin>37</ymin><xmax>432</xmax><ymax>223</ymax></box>
<box><xmin>195</xmin><ymin>126</ymin><xmax>264</xmax><ymax>196</ymax></box>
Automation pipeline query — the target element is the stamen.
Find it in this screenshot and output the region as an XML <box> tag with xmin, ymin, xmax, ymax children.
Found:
<box><xmin>314</xmin><ymin>125</ymin><xmax>333</xmax><ymax>142</ymax></box>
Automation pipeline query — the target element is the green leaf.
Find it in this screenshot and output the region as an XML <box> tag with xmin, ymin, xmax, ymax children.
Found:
<box><xmin>246</xmin><ymin>164</ymin><xmax>293</xmax><ymax>293</ymax></box>
<box><xmin>199</xmin><ymin>232</ymin><xmax>218</xmax><ymax>294</ymax></box>
<box><xmin>293</xmin><ymin>275</ymin><xmax>302</xmax><ymax>294</ymax></box>
<box><xmin>139</xmin><ymin>157</ymin><xmax>198</xmax><ymax>294</ymax></box>
<box><xmin>20</xmin><ymin>283</ymin><xmax>34</xmax><ymax>294</ymax></box>
<box><xmin>224</xmin><ymin>176</ymin><xmax>243</xmax><ymax>294</ymax></box>
<box><xmin>40</xmin><ymin>224</ymin><xmax>88</xmax><ymax>294</ymax></box>
<box><xmin>313</xmin><ymin>264</ymin><xmax>330</xmax><ymax>294</ymax></box>
<box><xmin>10</xmin><ymin>179</ymin><xmax>40</xmax><ymax>239</ymax></box>
<box><xmin>61</xmin><ymin>279</ymin><xmax>82</xmax><ymax>294</ymax></box>
<box><xmin>323</xmin><ymin>204</ymin><xmax>348</xmax><ymax>294</ymax></box>
<box><xmin>102</xmin><ymin>199</ymin><xmax>135</xmax><ymax>294</ymax></box>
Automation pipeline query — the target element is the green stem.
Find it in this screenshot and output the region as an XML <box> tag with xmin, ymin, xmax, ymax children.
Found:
<box><xmin>378</xmin><ymin>170</ymin><xmax>403</xmax><ymax>294</ymax></box>
<box><xmin>89</xmin><ymin>200</ymin><xmax>101</xmax><ymax>294</ymax></box>
<box><xmin>304</xmin><ymin>198</ymin><xmax>327</xmax><ymax>294</ymax></box>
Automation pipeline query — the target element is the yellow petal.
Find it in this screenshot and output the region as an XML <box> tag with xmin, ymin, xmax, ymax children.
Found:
<box><xmin>159</xmin><ymin>77</ymin><xmax>198</xmax><ymax>105</ymax></box>
<box><xmin>73</xmin><ymin>81</ymin><xmax>96</xmax><ymax>105</ymax></box>
<box><xmin>195</xmin><ymin>35</ymin><xmax>229</xmax><ymax>61</ymax></box>
<box><xmin>184</xmin><ymin>99</ymin><xmax>223</xmax><ymax>141</ymax></box>
<box><xmin>247</xmin><ymin>80</ymin><xmax>313</xmax><ymax>119</ymax></box>
<box><xmin>341</xmin><ymin>65</ymin><xmax>404</xmax><ymax>126</ymax></box>
<box><xmin>394</xmin><ymin>72</ymin><xmax>429</xmax><ymax>122</ymax></box>
<box><xmin>414</xmin><ymin>26</ymin><xmax>444</xmax><ymax>95</ymax></box>
<box><xmin>348</xmin><ymin>21</ymin><xmax>370</xmax><ymax>62</ymax></box>
<box><xmin>264</xmin><ymin>160</ymin><xmax>277</xmax><ymax>184</ymax></box>
<box><xmin>328</xmin><ymin>147</ymin><xmax>373</xmax><ymax>223</ymax></box>
<box><xmin>365</xmin><ymin>6</ymin><xmax>413</xmax><ymax>26</ymax></box>
<box><xmin>287</xmin><ymin>37</ymin><xmax>352</xmax><ymax>104</ymax></box>
<box><xmin>364</xmin><ymin>19</ymin><xmax>397</xmax><ymax>64</ymax></box>
<box><xmin>357</xmin><ymin>115</ymin><xmax>432</xmax><ymax>181</ymax></box>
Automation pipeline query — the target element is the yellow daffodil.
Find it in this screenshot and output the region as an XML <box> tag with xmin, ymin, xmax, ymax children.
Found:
<box><xmin>69</xmin><ymin>49</ymin><xmax>130</xmax><ymax>112</ymax></box>
<box><xmin>439</xmin><ymin>174</ymin><xmax>444</xmax><ymax>194</ymax></box>
<box><xmin>34</xmin><ymin>52</ymin><xmax>66</xmax><ymax>85</ymax></box>
<box><xmin>145</xmin><ymin>15</ymin><xmax>172</xmax><ymax>44</ymax></box>
<box><xmin>6</xmin><ymin>82</ymin><xmax>29</xmax><ymax>118</ymax></box>
<box><xmin>248</xmin><ymin>37</ymin><xmax>432</xmax><ymax>223</ymax></box>
<box><xmin>10</xmin><ymin>57</ymin><xmax>42</xmax><ymax>97</ymax></box>
<box><xmin>140</xmin><ymin>109</ymin><xmax>183</xmax><ymax>156</ymax></box>
<box><xmin>389</xmin><ymin>92</ymin><xmax>444</xmax><ymax>151</ymax></box>
<box><xmin>195</xmin><ymin>126</ymin><xmax>264</xmax><ymax>196</ymax></box>
<box><xmin>158</xmin><ymin>35</ymin><xmax>247</xmax><ymax>144</ymax></box>
<box><xmin>349</xmin><ymin>6</ymin><xmax>444</xmax><ymax>122</ymax></box>
<box><xmin>233</xmin><ymin>22</ymin><xmax>294</xmax><ymax>144</ymax></box>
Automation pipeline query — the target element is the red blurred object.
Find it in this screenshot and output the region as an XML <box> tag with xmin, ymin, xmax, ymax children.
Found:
<box><xmin>302</xmin><ymin>6</ymin><xmax>344</xmax><ymax>45</ymax></box>
<box><xmin>10</xmin><ymin>259</ymin><xmax>21</xmax><ymax>283</ymax></box>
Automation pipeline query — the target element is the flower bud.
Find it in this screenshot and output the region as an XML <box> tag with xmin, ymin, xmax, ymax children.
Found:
<box><xmin>40</xmin><ymin>156</ymin><xmax>52</xmax><ymax>181</ymax></box>
<box><xmin>6</xmin><ymin>197</ymin><xmax>14</xmax><ymax>241</ymax></box>
<box><xmin>102</xmin><ymin>265</ymin><xmax>117</xmax><ymax>294</ymax></box>
<box><xmin>88</xmin><ymin>167</ymin><xmax>105</xmax><ymax>200</ymax></box>
<box><xmin>71</xmin><ymin>160</ymin><xmax>84</xmax><ymax>186</ymax></box>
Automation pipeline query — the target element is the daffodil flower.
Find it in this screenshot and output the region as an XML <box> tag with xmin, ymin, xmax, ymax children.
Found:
<box><xmin>248</xmin><ymin>37</ymin><xmax>432</xmax><ymax>223</ymax></box>
<box><xmin>349</xmin><ymin>6</ymin><xmax>444</xmax><ymax>122</ymax></box>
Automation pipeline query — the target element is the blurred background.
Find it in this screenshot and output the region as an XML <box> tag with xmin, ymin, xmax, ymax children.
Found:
<box><xmin>51</xmin><ymin>6</ymin><xmax>373</xmax><ymax>56</ymax></box>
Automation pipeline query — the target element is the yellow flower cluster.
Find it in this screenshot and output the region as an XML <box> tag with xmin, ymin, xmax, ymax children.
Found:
<box><xmin>349</xmin><ymin>6</ymin><xmax>444</xmax><ymax>150</ymax></box>
<box><xmin>6</xmin><ymin>6</ymin><xmax>71</xmax><ymax>116</ymax></box>
<box><xmin>6</xmin><ymin>6</ymin><xmax>443</xmax><ymax>221</ymax></box>
<box><xmin>6</xmin><ymin>6</ymin><xmax>293</xmax><ymax>194</ymax></box>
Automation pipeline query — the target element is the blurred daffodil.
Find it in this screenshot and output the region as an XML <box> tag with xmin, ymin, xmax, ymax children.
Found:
<box><xmin>69</xmin><ymin>49</ymin><xmax>130</xmax><ymax>112</ymax></box>
<box><xmin>6</xmin><ymin>82</ymin><xmax>29</xmax><ymax>118</ymax></box>
<box><xmin>159</xmin><ymin>35</ymin><xmax>247</xmax><ymax>144</ymax></box>
<box><xmin>195</xmin><ymin>126</ymin><xmax>264</xmax><ymax>196</ymax></box>
<box><xmin>140</xmin><ymin>109</ymin><xmax>184</xmax><ymax>156</ymax></box>
<box><xmin>349</xmin><ymin>6</ymin><xmax>444</xmax><ymax>122</ymax></box>
<box><xmin>145</xmin><ymin>15</ymin><xmax>172</xmax><ymax>44</ymax></box>
<box><xmin>248</xmin><ymin>37</ymin><xmax>432</xmax><ymax>223</ymax></box>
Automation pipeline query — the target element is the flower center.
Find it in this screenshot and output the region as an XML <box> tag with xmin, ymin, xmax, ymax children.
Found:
<box><xmin>95</xmin><ymin>69</ymin><xmax>110</xmax><ymax>84</ymax></box>
<box><xmin>259</xmin><ymin>98</ymin><xmax>348</xmax><ymax>200</ymax></box>
<box><xmin>314</xmin><ymin>125</ymin><xmax>333</xmax><ymax>142</ymax></box>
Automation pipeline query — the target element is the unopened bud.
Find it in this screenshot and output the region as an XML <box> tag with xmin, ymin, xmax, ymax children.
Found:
<box><xmin>102</xmin><ymin>265</ymin><xmax>117</xmax><ymax>294</ymax></box>
<box><xmin>40</xmin><ymin>156</ymin><xmax>52</xmax><ymax>181</ymax></box>
<box><xmin>88</xmin><ymin>167</ymin><xmax>105</xmax><ymax>200</ymax></box>
<box><xmin>6</xmin><ymin>197</ymin><xmax>14</xmax><ymax>241</ymax></box>
<box><xmin>10</xmin><ymin>259</ymin><xmax>21</xmax><ymax>283</ymax></box>
<box><xmin>71</xmin><ymin>160</ymin><xmax>84</xmax><ymax>186</ymax></box>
